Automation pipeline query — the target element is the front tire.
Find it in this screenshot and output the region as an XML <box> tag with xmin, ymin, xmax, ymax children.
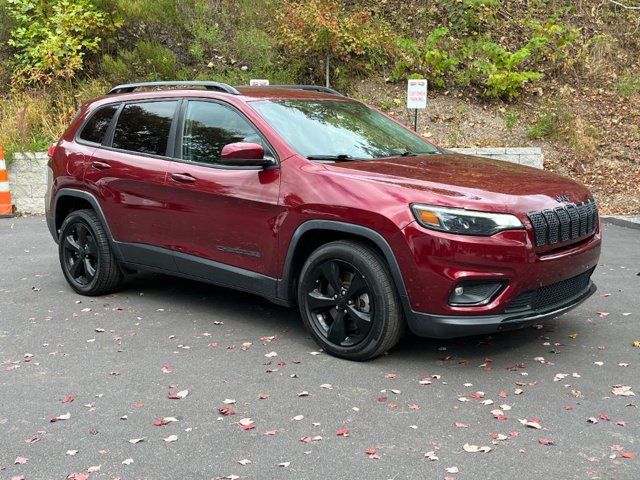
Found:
<box><xmin>58</xmin><ymin>209</ymin><xmax>124</xmax><ymax>296</ymax></box>
<box><xmin>297</xmin><ymin>240</ymin><xmax>404</xmax><ymax>361</ymax></box>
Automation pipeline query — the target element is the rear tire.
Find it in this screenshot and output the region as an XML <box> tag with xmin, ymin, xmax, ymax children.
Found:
<box><xmin>58</xmin><ymin>209</ymin><xmax>124</xmax><ymax>296</ymax></box>
<box><xmin>297</xmin><ymin>240</ymin><xmax>404</xmax><ymax>361</ymax></box>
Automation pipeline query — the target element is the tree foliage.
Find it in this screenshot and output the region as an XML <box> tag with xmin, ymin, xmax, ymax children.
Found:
<box><xmin>5</xmin><ymin>0</ymin><xmax>116</xmax><ymax>87</ymax></box>
<box><xmin>276</xmin><ymin>0</ymin><xmax>395</xmax><ymax>86</ymax></box>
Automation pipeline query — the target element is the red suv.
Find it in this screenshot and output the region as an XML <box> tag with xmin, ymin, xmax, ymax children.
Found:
<box><xmin>46</xmin><ymin>81</ymin><xmax>601</xmax><ymax>360</ymax></box>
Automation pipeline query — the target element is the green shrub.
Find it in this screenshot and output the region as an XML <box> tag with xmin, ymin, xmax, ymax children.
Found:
<box><xmin>615</xmin><ymin>71</ymin><xmax>640</xmax><ymax>98</ymax></box>
<box><xmin>392</xmin><ymin>29</ymin><xmax>460</xmax><ymax>87</ymax></box>
<box><xmin>5</xmin><ymin>0</ymin><xmax>115</xmax><ymax>87</ymax></box>
<box><xmin>470</xmin><ymin>39</ymin><xmax>542</xmax><ymax>99</ymax></box>
<box><xmin>528</xmin><ymin>111</ymin><xmax>555</xmax><ymax>139</ymax></box>
<box><xmin>442</xmin><ymin>0</ymin><xmax>502</xmax><ymax>33</ymax></box>
<box><xmin>504</xmin><ymin>110</ymin><xmax>520</xmax><ymax>129</ymax></box>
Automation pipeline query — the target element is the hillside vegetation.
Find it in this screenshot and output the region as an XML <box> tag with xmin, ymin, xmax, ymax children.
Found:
<box><xmin>0</xmin><ymin>0</ymin><xmax>639</xmax><ymax>213</ymax></box>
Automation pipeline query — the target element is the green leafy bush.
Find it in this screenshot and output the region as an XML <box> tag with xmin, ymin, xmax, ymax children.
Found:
<box><xmin>5</xmin><ymin>0</ymin><xmax>115</xmax><ymax>87</ymax></box>
<box><xmin>441</xmin><ymin>0</ymin><xmax>502</xmax><ymax>33</ymax></box>
<box><xmin>470</xmin><ymin>39</ymin><xmax>542</xmax><ymax>99</ymax></box>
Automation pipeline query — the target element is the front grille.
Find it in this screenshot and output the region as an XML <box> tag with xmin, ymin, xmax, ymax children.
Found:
<box><xmin>505</xmin><ymin>267</ymin><xmax>595</xmax><ymax>314</ymax></box>
<box><xmin>527</xmin><ymin>198</ymin><xmax>598</xmax><ymax>247</ymax></box>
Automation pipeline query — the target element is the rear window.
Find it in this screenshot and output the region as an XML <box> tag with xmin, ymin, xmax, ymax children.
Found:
<box><xmin>112</xmin><ymin>101</ymin><xmax>178</xmax><ymax>156</ymax></box>
<box><xmin>79</xmin><ymin>105</ymin><xmax>118</xmax><ymax>144</ymax></box>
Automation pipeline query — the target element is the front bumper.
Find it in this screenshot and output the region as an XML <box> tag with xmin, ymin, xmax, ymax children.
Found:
<box><xmin>408</xmin><ymin>280</ymin><xmax>596</xmax><ymax>339</ymax></box>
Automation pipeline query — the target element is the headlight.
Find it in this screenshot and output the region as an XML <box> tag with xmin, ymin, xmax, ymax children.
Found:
<box><xmin>412</xmin><ymin>204</ymin><xmax>524</xmax><ymax>236</ymax></box>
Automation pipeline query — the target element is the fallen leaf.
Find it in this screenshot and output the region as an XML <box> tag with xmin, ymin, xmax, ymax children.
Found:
<box><xmin>424</xmin><ymin>451</ymin><xmax>439</xmax><ymax>461</ymax></box>
<box><xmin>164</xmin><ymin>434</ymin><xmax>178</xmax><ymax>443</ymax></box>
<box><xmin>168</xmin><ymin>389</ymin><xmax>189</xmax><ymax>400</ymax></box>
<box><xmin>463</xmin><ymin>443</ymin><xmax>491</xmax><ymax>453</ymax></box>
<box><xmin>14</xmin><ymin>456</ymin><xmax>28</xmax><ymax>465</ymax></box>
<box><xmin>66</xmin><ymin>474</ymin><xmax>89</xmax><ymax>480</ymax></box>
<box><xmin>336</xmin><ymin>429</ymin><xmax>350</xmax><ymax>437</ymax></box>
<box><xmin>518</xmin><ymin>419</ymin><xmax>542</xmax><ymax>429</ymax></box>
<box><xmin>612</xmin><ymin>385</ymin><xmax>635</xmax><ymax>397</ymax></box>
<box><xmin>538</xmin><ymin>438</ymin><xmax>554</xmax><ymax>446</ymax></box>
<box><xmin>129</xmin><ymin>437</ymin><xmax>145</xmax><ymax>444</ymax></box>
<box><xmin>50</xmin><ymin>412</ymin><xmax>71</xmax><ymax>422</ymax></box>
<box><xmin>238</xmin><ymin>459</ymin><xmax>251</xmax><ymax>465</ymax></box>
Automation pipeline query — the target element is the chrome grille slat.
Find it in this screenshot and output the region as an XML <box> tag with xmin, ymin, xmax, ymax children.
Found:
<box><xmin>527</xmin><ymin>199</ymin><xmax>598</xmax><ymax>248</ymax></box>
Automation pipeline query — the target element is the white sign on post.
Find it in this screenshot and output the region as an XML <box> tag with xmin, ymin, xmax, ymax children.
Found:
<box><xmin>249</xmin><ymin>79</ymin><xmax>270</xmax><ymax>86</ymax></box>
<box><xmin>407</xmin><ymin>79</ymin><xmax>428</xmax><ymax>109</ymax></box>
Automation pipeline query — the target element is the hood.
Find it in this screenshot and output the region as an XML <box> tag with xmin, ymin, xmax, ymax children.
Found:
<box><xmin>328</xmin><ymin>153</ymin><xmax>592</xmax><ymax>213</ymax></box>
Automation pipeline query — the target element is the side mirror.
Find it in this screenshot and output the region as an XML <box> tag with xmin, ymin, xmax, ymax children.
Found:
<box><xmin>219</xmin><ymin>142</ymin><xmax>272</xmax><ymax>168</ymax></box>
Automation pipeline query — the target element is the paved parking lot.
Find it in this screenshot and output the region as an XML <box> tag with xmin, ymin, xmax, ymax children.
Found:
<box><xmin>1</xmin><ymin>217</ymin><xmax>638</xmax><ymax>480</ymax></box>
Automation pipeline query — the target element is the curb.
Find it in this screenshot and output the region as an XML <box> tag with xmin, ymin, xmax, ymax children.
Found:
<box><xmin>601</xmin><ymin>216</ymin><xmax>640</xmax><ymax>231</ymax></box>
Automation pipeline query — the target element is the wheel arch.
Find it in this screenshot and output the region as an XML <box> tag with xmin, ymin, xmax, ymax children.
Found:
<box><xmin>52</xmin><ymin>189</ymin><xmax>123</xmax><ymax>260</ymax></box>
<box><xmin>277</xmin><ymin>221</ymin><xmax>412</xmax><ymax>316</ymax></box>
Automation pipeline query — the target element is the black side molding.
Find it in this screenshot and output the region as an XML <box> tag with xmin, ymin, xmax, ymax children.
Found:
<box><xmin>117</xmin><ymin>242</ymin><xmax>279</xmax><ymax>301</ymax></box>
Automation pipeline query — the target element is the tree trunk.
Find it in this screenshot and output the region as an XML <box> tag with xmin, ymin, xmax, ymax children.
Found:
<box><xmin>325</xmin><ymin>49</ymin><xmax>330</xmax><ymax>88</ymax></box>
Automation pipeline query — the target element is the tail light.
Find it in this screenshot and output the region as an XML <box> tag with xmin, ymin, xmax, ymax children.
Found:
<box><xmin>48</xmin><ymin>143</ymin><xmax>57</xmax><ymax>158</ymax></box>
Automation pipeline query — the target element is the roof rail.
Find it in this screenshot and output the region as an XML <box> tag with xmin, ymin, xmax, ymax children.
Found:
<box><xmin>252</xmin><ymin>85</ymin><xmax>343</xmax><ymax>96</ymax></box>
<box><xmin>108</xmin><ymin>81</ymin><xmax>240</xmax><ymax>95</ymax></box>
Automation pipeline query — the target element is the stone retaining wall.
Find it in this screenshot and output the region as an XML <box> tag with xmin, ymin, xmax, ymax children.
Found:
<box><xmin>5</xmin><ymin>147</ymin><xmax>544</xmax><ymax>215</ymax></box>
<box><xmin>7</xmin><ymin>152</ymin><xmax>48</xmax><ymax>215</ymax></box>
<box><xmin>450</xmin><ymin>147</ymin><xmax>544</xmax><ymax>169</ymax></box>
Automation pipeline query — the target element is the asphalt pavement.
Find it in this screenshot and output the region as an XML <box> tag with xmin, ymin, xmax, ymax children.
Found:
<box><xmin>0</xmin><ymin>217</ymin><xmax>638</xmax><ymax>480</ymax></box>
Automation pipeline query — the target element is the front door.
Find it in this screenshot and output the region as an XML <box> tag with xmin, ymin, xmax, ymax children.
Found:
<box><xmin>164</xmin><ymin>100</ymin><xmax>282</xmax><ymax>279</ymax></box>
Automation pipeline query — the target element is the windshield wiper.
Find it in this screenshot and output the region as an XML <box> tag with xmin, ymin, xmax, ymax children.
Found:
<box><xmin>307</xmin><ymin>154</ymin><xmax>358</xmax><ymax>162</ymax></box>
<box><xmin>399</xmin><ymin>151</ymin><xmax>418</xmax><ymax>157</ymax></box>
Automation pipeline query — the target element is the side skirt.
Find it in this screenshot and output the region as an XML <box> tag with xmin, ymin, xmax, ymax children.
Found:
<box><xmin>116</xmin><ymin>242</ymin><xmax>280</xmax><ymax>303</ymax></box>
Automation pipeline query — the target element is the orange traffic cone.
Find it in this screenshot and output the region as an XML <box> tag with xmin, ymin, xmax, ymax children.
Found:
<box><xmin>0</xmin><ymin>146</ymin><xmax>15</xmax><ymax>218</ymax></box>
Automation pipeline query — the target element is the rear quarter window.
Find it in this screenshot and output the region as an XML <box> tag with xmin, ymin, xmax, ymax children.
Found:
<box><xmin>79</xmin><ymin>105</ymin><xmax>118</xmax><ymax>144</ymax></box>
<box><xmin>112</xmin><ymin>101</ymin><xmax>178</xmax><ymax>156</ymax></box>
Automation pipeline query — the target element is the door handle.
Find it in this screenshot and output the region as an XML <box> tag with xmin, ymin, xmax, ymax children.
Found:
<box><xmin>170</xmin><ymin>173</ymin><xmax>197</xmax><ymax>184</ymax></box>
<box><xmin>91</xmin><ymin>161</ymin><xmax>111</xmax><ymax>170</ymax></box>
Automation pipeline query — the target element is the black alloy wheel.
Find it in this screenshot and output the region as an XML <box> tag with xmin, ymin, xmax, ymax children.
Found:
<box><xmin>298</xmin><ymin>240</ymin><xmax>404</xmax><ymax>361</ymax></box>
<box><xmin>58</xmin><ymin>209</ymin><xmax>124</xmax><ymax>296</ymax></box>
<box><xmin>305</xmin><ymin>259</ymin><xmax>373</xmax><ymax>347</ymax></box>
<box><xmin>61</xmin><ymin>222</ymin><xmax>99</xmax><ymax>287</ymax></box>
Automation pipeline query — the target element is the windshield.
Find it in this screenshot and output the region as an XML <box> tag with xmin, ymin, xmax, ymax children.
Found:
<box><xmin>250</xmin><ymin>100</ymin><xmax>438</xmax><ymax>160</ymax></box>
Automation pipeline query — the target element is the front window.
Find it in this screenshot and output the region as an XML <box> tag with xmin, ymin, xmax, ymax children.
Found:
<box><xmin>250</xmin><ymin>100</ymin><xmax>438</xmax><ymax>160</ymax></box>
<box><xmin>182</xmin><ymin>101</ymin><xmax>268</xmax><ymax>165</ymax></box>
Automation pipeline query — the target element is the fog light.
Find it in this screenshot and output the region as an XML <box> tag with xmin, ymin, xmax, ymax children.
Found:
<box><xmin>449</xmin><ymin>281</ymin><xmax>505</xmax><ymax>306</ymax></box>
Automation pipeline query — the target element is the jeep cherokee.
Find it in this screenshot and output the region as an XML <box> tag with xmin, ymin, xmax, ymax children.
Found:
<box><xmin>46</xmin><ymin>81</ymin><xmax>601</xmax><ymax>360</ymax></box>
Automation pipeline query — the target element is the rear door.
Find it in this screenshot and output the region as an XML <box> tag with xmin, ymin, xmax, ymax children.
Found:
<box><xmin>83</xmin><ymin>99</ymin><xmax>179</xmax><ymax>249</ymax></box>
<box><xmin>164</xmin><ymin>99</ymin><xmax>282</xmax><ymax>278</ymax></box>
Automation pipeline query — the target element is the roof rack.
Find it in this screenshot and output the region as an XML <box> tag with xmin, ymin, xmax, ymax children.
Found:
<box><xmin>250</xmin><ymin>85</ymin><xmax>343</xmax><ymax>96</ymax></box>
<box><xmin>108</xmin><ymin>81</ymin><xmax>240</xmax><ymax>95</ymax></box>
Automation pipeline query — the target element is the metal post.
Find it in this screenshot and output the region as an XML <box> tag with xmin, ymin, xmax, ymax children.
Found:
<box><xmin>414</xmin><ymin>109</ymin><xmax>418</xmax><ymax>132</ymax></box>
